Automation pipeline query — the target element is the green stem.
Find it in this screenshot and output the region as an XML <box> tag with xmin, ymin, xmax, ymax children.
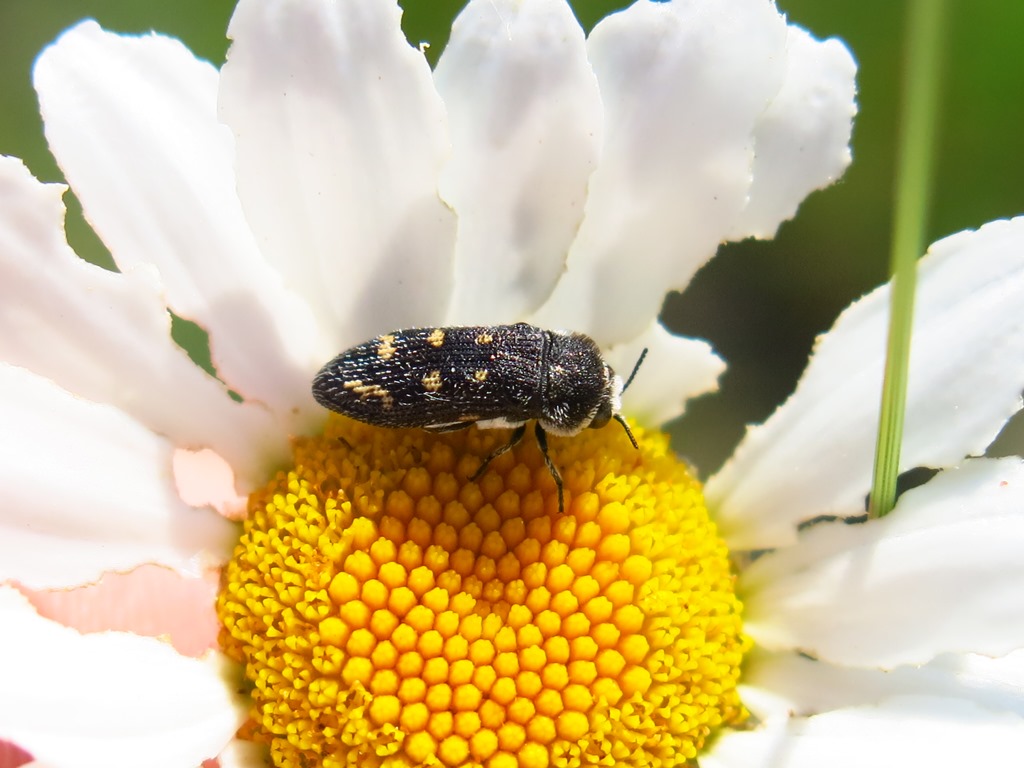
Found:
<box><xmin>868</xmin><ymin>0</ymin><xmax>947</xmax><ymax>518</ymax></box>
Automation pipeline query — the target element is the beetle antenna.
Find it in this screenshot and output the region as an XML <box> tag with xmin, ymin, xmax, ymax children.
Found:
<box><xmin>614</xmin><ymin>413</ymin><xmax>639</xmax><ymax>449</ymax></box>
<box><xmin>622</xmin><ymin>348</ymin><xmax>648</xmax><ymax>393</ymax></box>
<box><xmin>613</xmin><ymin>348</ymin><xmax>646</xmax><ymax>450</ymax></box>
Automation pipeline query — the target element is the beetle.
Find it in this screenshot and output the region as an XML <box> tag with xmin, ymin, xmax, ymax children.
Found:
<box><xmin>311</xmin><ymin>323</ymin><xmax>647</xmax><ymax>513</ymax></box>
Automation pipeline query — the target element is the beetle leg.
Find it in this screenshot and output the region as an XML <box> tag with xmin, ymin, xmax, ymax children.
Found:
<box><xmin>471</xmin><ymin>424</ymin><xmax>527</xmax><ymax>482</ymax></box>
<box><xmin>534</xmin><ymin>423</ymin><xmax>564</xmax><ymax>514</ymax></box>
<box><xmin>424</xmin><ymin>422</ymin><xmax>476</xmax><ymax>434</ymax></box>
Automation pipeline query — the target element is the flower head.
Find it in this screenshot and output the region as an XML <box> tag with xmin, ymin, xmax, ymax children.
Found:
<box><xmin>218</xmin><ymin>416</ymin><xmax>747</xmax><ymax>766</ymax></box>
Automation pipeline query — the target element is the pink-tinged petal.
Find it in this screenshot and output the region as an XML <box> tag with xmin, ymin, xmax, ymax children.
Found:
<box><xmin>33</xmin><ymin>22</ymin><xmax>323</xmax><ymax>429</ymax></box>
<box><xmin>216</xmin><ymin>739</ymin><xmax>270</xmax><ymax>768</ymax></box>
<box><xmin>0</xmin><ymin>587</ymin><xmax>246</xmax><ymax>768</ymax></box>
<box><xmin>729</xmin><ymin>26</ymin><xmax>856</xmax><ymax>238</ymax></box>
<box><xmin>704</xmin><ymin>697</ymin><xmax>1024</xmax><ymax>768</ymax></box>
<box><xmin>0</xmin><ymin>742</ymin><xmax>32</xmax><ymax>768</ymax></box>
<box><xmin>174</xmin><ymin>448</ymin><xmax>249</xmax><ymax>519</ymax></box>
<box><xmin>742</xmin><ymin>648</ymin><xmax>1024</xmax><ymax>723</ymax></box>
<box><xmin>534</xmin><ymin>0</ymin><xmax>854</xmax><ymax>345</ymax></box>
<box><xmin>0</xmin><ymin>364</ymin><xmax>237</xmax><ymax>589</ymax></box>
<box><xmin>220</xmin><ymin>0</ymin><xmax>456</xmax><ymax>350</ymax></box>
<box><xmin>743</xmin><ymin>459</ymin><xmax>1024</xmax><ymax>668</ymax></box>
<box><xmin>606</xmin><ymin>320</ymin><xmax>725</xmax><ymax>428</ymax></box>
<box><xmin>435</xmin><ymin>0</ymin><xmax>601</xmax><ymax>324</ymax></box>
<box><xmin>18</xmin><ymin>565</ymin><xmax>221</xmax><ymax>658</ymax></box>
<box><xmin>709</xmin><ymin>217</ymin><xmax>1024</xmax><ymax>548</ymax></box>
<box><xmin>0</xmin><ymin>155</ymin><xmax>287</xmax><ymax>492</ymax></box>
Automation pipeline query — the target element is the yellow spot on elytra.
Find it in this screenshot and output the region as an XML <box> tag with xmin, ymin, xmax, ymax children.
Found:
<box><xmin>474</xmin><ymin>369</ymin><xmax>489</xmax><ymax>382</ymax></box>
<box><xmin>476</xmin><ymin>331</ymin><xmax>494</xmax><ymax>344</ymax></box>
<box><xmin>343</xmin><ymin>379</ymin><xmax>394</xmax><ymax>409</ymax></box>
<box><xmin>377</xmin><ymin>334</ymin><xmax>397</xmax><ymax>360</ymax></box>
<box><xmin>427</xmin><ymin>328</ymin><xmax>445</xmax><ymax>347</ymax></box>
<box><xmin>422</xmin><ymin>370</ymin><xmax>442</xmax><ymax>392</ymax></box>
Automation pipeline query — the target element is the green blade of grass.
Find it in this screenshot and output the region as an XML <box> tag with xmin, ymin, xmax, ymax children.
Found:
<box><xmin>869</xmin><ymin>0</ymin><xmax>948</xmax><ymax>518</ymax></box>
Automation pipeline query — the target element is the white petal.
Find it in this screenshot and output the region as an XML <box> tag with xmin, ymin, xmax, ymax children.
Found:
<box><xmin>0</xmin><ymin>364</ymin><xmax>238</xmax><ymax>589</ymax></box>
<box><xmin>945</xmin><ymin>648</ymin><xmax>1024</xmax><ymax>714</ymax></box>
<box><xmin>0</xmin><ymin>587</ymin><xmax>246</xmax><ymax>768</ymax></box>
<box><xmin>220</xmin><ymin>0</ymin><xmax>456</xmax><ymax>349</ymax></box>
<box><xmin>701</xmin><ymin>717</ymin><xmax>792</xmax><ymax>768</ymax></box>
<box><xmin>533</xmin><ymin>0</ymin><xmax>854</xmax><ymax>344</ymax></box>
<box><xmin>606</xmin><ymin>320</ymin><xmax>724</xmax><ymax>428</ymax></box>
<box><xmin>709</xmin><ymin>217</ymin><xmax>1024</xmax><ymax>548</ymax></box>
<box><xmin>742</xmin><ymin>648</ymin><xmax>1024</xmax><ymax>723</ymax></box>
<box><xmin>0</xmin><ymin>155</ymin><xmax>287</xmax><ymax>491</ymax></box>
<box><xmin>435</xmin><ymin>0</ymin><xmax>601</xmax><ymax>325</ymax></box>
<box><xmin>729</xmin><ymin>27</ymin><xmax>856</xmax><ymax>238</ymax></box>
<box><xmin>705</xmin><ymin>697</ymin><xmax>1024</xmax><ymax>768</ymax></box>
<box><xmin>742</xmin><ymin>458</ymin><xmax>1024</xmax><ymax>668</ymax></box>
<box><xmin>33</xmin><ymin>21</ymin><xmax>323</xmax><ymax>428</ymax></box>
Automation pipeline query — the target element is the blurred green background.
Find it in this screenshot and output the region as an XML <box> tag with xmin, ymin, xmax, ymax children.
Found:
<box><xmin>1</xmin><ymin>1</ymin><xmax>1021</xmax><ymax>476</ymax></box>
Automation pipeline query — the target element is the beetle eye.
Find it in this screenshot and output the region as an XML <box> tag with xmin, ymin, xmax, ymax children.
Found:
<box><xmin>589</xmin><ymin>400</ymin><xmax>612</xmax><ymax>429</ymax></box>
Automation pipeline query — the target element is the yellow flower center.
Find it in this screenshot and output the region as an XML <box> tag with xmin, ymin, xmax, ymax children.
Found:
<box><xmin>218</xmin><ymin>415</ymin><xmax>748</xmax><ymax>768</ymax></box>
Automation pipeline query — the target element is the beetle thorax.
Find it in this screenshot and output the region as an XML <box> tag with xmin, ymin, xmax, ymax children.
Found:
<box><xmin>538</xmin><ymin>332</ymin><xmax>615</xmax><ymax>436</ymax></box>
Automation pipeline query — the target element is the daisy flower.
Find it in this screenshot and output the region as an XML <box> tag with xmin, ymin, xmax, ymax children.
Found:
<box><xmin>2</xmin><ymin>0</ymin><xmax>1022</xmax><ymax>767</ymax></box>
